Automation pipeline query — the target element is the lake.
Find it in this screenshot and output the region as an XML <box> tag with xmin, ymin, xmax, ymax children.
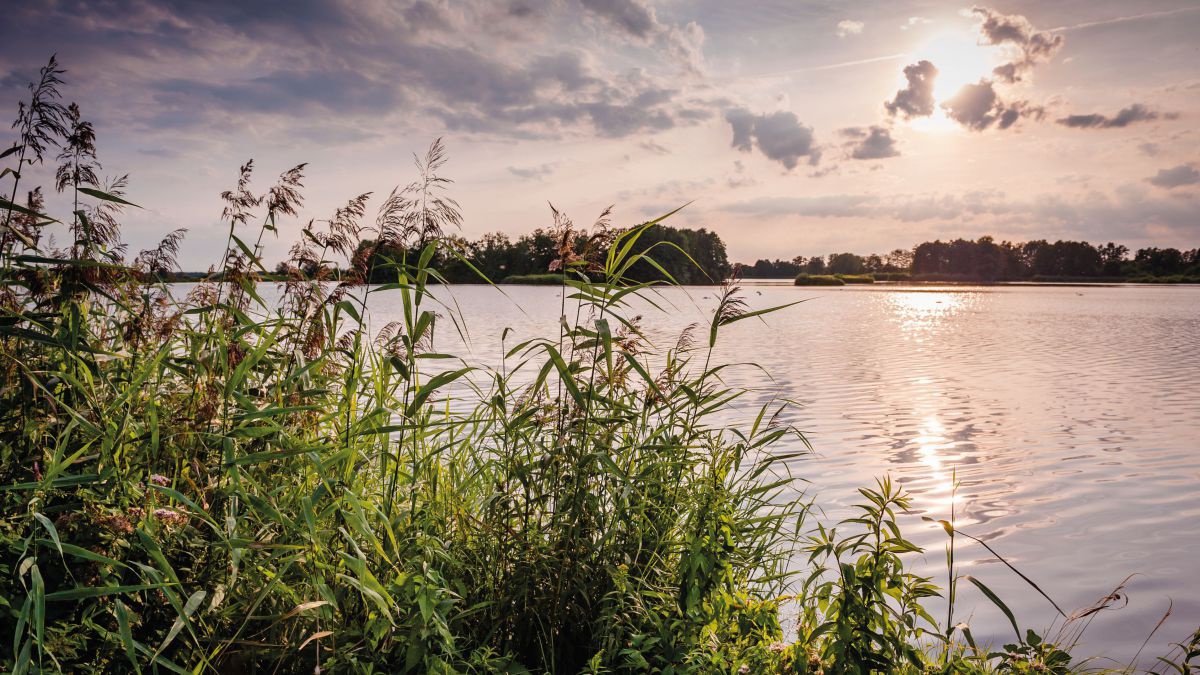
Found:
<box><xmin>330</xmin><ymin>281</ymin><xmax>1200</xmax><ymax>664</ymax></box>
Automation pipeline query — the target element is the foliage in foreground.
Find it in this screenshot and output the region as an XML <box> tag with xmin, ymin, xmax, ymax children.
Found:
<box><xmin>1</xmin><ymin>56</ymin><xmax>1197</xmax><ymax>674</ymax></box>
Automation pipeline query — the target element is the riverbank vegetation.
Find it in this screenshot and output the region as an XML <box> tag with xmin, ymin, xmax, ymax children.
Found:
<box><xmin>793</xmin><ymin>274</ymin><xmax>849</xmax><ymax>286</ymax></box>
<box><xmin>339</xmin><ymin>219</ymin><xmax>731</xmax><ymax>286</ymax></box>
<box><xmin>2</xmin><ymin>56</ymin><xmax>1198</xmax><ymax>674</ymax></box>
<box><xmin>740</xmin><ymin>238</ymin><xmax>1199</xmax><ymax>283</ymax></box>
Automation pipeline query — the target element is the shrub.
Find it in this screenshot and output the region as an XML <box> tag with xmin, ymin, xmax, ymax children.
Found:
<box><xmin>500</xmin><ymin>273</ymin><xmax>566</xmax><ymax>284</ymax></box>
<box><xmin>794</xmin><ymin>274</ymin><xmax>845</xmax><ymax>286</ymax></box>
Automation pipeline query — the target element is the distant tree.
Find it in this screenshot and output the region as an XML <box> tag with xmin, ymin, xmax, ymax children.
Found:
<box><xmin>827</xmin><ymin>252</ymin><xmax>864</xmax><ymax>275</ymax></box>
<box><xmin>1135</xmin><ymin>247</ymin><xmax>1187</xmax><ymax>276</ymax></box>
<box><xmin>623</xmin><ymin>225</ymin><xmax>731</xmax><ymax>283</ymax></box>
<box><xmin>1098</xmin><ymin>242</ymin><xmax>1129</xmax><ymax>276</ymax></box>
<box><xmin>804</xmin><ymin>255</ymin><xmax>827</xmax><ymax>274</ymax></box>
<box><xmin>742</xmin><ymin>258</ymin><xmax>800</xmax><ymax>278</ymax></box>
<box><xmin>884</xmin><ymin>248</ymin><xmax>913</xmax><ymax>271</ymax></box>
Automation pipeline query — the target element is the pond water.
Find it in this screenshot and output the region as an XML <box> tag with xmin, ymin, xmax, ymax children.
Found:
<box><xmin>326</xmin><ymin>281</ymin><xmax>1200</xmax><ymax>664</ymax></box>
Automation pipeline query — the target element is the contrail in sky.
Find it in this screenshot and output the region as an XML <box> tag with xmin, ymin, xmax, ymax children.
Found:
<box><xmin>802</xmin><ymin>53</ymin><xmax>909</xmax><ymax>72</ymax></box>
<box><xmin>1050</xmin><ymin>5</ymin><xmax>1200</xmax><ymax>32</ymax></box>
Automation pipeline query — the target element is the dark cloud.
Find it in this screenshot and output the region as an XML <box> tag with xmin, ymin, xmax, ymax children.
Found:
<box><xmin>403</xmin><ymin>0</ymin><xmax>455</xmax><ymax>31</ymax></box>
<box><xmin>1056</xmin><ymin>104</ymin><xmax>1174</xmax><ymax>129</ymax></box>
<box><xmin>726</xmin><ymin>108</ymin><xmax>756</xmax><ymax>152</ymax></box>
<box><xmin>941</xmin><ymin>80</ymin><xmax>1043</xmax><ymax>131</ymax></box>
<box><xmin>942</xmin><ymin>81</ymin><xmax>998</xmax><ymax>130</ymax></box>
<box><xmin>725</xmin><ymin>108</ymin><xmax>820</xmax><ymax>170</ymax></box>
<box><xmin>580</xmin><ymin>0</ymin><xmax>657</xmax><ymax>38</ymax></box>
<box><xmin>972</xmin><ymin>6</ymin><xmax>1064</xmax><ymax>83</ymax></box>
<box><xmin>842</xmin><ymin>125</ymin><xmax>899</xmax><ymax>160</ymax></box>
<box><xmin>1147</xmin><ymin>164</ymin><xmax>1200</xmax><ymax>189</ymax></box>
<box><xmin>0</xmin><ymin>0</ymin><xmax>716</xmax><ymax>143</ymax></box>
<box><xmin>885</xmin><ymin>60</ymin><xmax>938</xmax><ymax>119</ymax></box>
<box><xmin>578</xmin><ymin>0</ymin><xmax>706</xmax><ymax>74</ymax></box>
<box><xmin>153</xmin><ymin>69</ymin><xmax>404</xmax><ymax>116</ymax></box>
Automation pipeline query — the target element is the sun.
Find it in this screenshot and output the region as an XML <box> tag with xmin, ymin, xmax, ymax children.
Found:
<box><xmin>917</xmin><ymin>31</ymin><xmax>1003</xmax><ymax>102</ymax></box>
<box><xmin>906</xmin><ymin>31</ymin><xmax>1004</xmax><ymax>132</ymax></box>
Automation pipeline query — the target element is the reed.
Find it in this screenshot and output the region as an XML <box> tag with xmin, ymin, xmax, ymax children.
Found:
<box><xmin>835</xmin><ymin>274</ymin><xmax>875</xmax><ymax>284</ymax></box>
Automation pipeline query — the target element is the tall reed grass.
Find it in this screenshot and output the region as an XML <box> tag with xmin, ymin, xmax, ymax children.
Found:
<box><xmin>1</xmin><ymin>56</ymin><xmax>1197</xmax><ymax>674</ymax></box>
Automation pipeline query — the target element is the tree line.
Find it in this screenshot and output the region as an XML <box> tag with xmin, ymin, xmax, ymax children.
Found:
<box><xmin>737</xmin><ymin>237</ymin><xmax>1200</xmax><ymax>281</ymax></box>
<box><xmin>277</xmin><ymin>223</ymin><xmax>732</xmax><ymax>284</ymax></box>
<box><xmin>272</xmin><ymin>225</ymin><xmax>1196</xmax><ymax>285</ymax></box>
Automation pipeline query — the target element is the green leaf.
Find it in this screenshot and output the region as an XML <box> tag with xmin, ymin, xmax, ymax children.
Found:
<box><xmin>45</xmin><ymin>583</ymin><xmax>168</xmax><ymax>602</ymax></box>
<box><xmin>78</xmin><ymin>187</ymin><xmax>141</xmax><ymax>208</ymax></box>
<box><xmin>0</xmin><ymin>197</ymin><xmax>59</xmax><ymax>224</ymax></box>
<box><xmin>405</xmin><ymin>367</ymin><xmax>471</xmax><ymax>417</ymax></box>
<box><xmin>966</xmin><ymin>575</ymin><xmax>1020</xmax><ymax>638</ymax></box>
<box><xmin>156</xmin><ymin>590</ymin><xmax>206</xmax><ymax>656</ymax></box>
<box><xmin>32</xmin><ymin>513</ymin><xmax>62</xmax><ymax>558</ymax></box>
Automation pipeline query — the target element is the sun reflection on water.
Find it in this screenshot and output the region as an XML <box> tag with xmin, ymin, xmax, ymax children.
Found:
<box><xmin>915</xmin><ymin>414</ymin><xmax>961</xmax><ymax>513</ymax></box>
<box><xmin>889</xmin><ymin>290</ymin><xmax>968</xmax><ymax>337</ymax></box>
<box><xmin>885</xmin><ymin>291</ymin><xmax>977</xmax><ymax>518</ymax></box>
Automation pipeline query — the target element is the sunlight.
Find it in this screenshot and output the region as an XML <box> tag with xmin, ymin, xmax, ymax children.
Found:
<box><xmin>889</xmin><ymin>290</ymin><xmax>966</xmax><ymax>336</ymax></box>
<box><xmin>908</xmin><ymin>108</ymin><xmax>960</xmax><ymax>133</ymax></box>
<box><xmin>915</xmin><ymin>31</ymin><xmax>1003</xmax><ymax>103</ymax></box>
<box><xmin>903</xmin><ymin>30</ymin><xmax>1005</xmax><ymax>133</ymax></box>
<box><xmin>916</xmin><ymin>414</ymin><xmax>960</xmax><ymax>512</ymax></box>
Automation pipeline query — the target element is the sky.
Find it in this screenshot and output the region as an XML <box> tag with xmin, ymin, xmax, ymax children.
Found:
<box><xmin>1</xmin><ymin>0</ymin><xmax>1197</xmax><ymax>268</ymax></box>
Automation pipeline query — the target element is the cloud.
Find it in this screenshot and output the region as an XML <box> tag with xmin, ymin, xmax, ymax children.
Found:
<box><xmin>507</xmin><ymin>162</ymin><xmax>558</xmax><ymax>180</ymax></box>
<box><xmin>1147</xmin><ymin>164</ymin><xmax>1200</xmax><ymax>189</ymax></box>
<box><xmin>578</xmin><ymin>0</ymin><xmax>707</xmax><ymax>74</ymax></box>
<box><xmin>972</xmin><ymin>6</ymin><xmax>1064</xmax><ymax>83</ymax></box>
<box><xmin>152</xmin><ymin>69</ymin><xmax>405</xmax><ymax>117</ymax></box>
<box><xmin>579</xmin><ymin>0</ymin><xmax>658</xmax><ymax>38</ymax></box>
<box><xmin>724</xmin><ymin>107</ymin><xmax>820</xmax><ymax>170</ymax></box>
<box><xmin>0</xmin><ymin>0</ymin><xmax>720</xmax><ymax>144</ymax></box>
<box><xmin>1056</xmin><ymin>104</ymin><xmax>1175</xmax><ymax>129</ymax></box>
<box><xmin>720</xmin><ymin>185</ymin><xmax>1199</xmax><ymax>239</ymax></box>
<box><xmin>1138</xmin><ymin>142</ymin><xmax>1160</xmax><ymax>157</ymax></box>
<box><xmin>900</xmin><ymin>16</ymin><xmax>932</xmax><ymax>31</ymax></box>
<box><xmin>882</xmin><ymin>9</ymin><xmax>1057</xmax><ymax>133</ymax></box>
<box><xmin>722</xmin><ymin>194</ymin><xmax>878</xmax><ymax>218</ymax></box>
<box><xmin>841</xmin><ymin>125</ymin><xmax>899</xmax><ymax>159</ymax></box>
<box><xmin>941</xmin><ymin>80</ymin><xmax>1043</xmax><ymax>131</ymax></box>
<box><xmin>836</xmin><ymin>20</ymin><xmax>864</xmax><ymax>38</ymax></box>
<box><xmin>884</xmin><ymin>60</ymin><xmax>938</xmax><ymax>118</ymax></box>
<box><xmin>726</xmin><ymin>159</ymin><xmax>755</xmax><ymax>188</ymax></box>
<box><xmin>403</xmin><ymin>0</ymin><xmax>455</xmax><ymax>31</ymax></box>
<box><xmin>638</xmin><ymin>139</ymin><xmax>671</xmax><ymax>155</ymax></box>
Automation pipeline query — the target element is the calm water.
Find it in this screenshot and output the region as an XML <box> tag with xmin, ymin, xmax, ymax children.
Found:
<box><xmin>323</xmin><ymin>282</ymin><xmax>1200</xmax><ymax>662</ymax></box>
